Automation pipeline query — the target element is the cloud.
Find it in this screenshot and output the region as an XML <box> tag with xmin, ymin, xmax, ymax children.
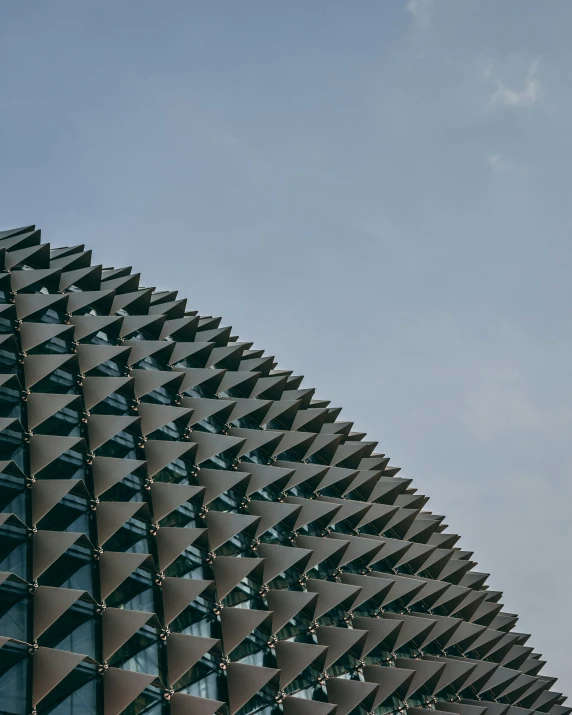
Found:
<box><xmin>488</xmin><ymin>153</ymin><xmax>507</xmax><ymax>171</ymax></box>
<box><xmin>487</xmin><ymin>153</ymin><xmax>524</xmax><ymax>173</ymax></box>
<box><xmin>406</xmin><ymin>0</ymin><xmax>433</xmax><ymax>27</ymax></box>
<box><xmin>489</xmin><ymin>59</ymin><xmax>541</xmax><ymax>107</ymax></box>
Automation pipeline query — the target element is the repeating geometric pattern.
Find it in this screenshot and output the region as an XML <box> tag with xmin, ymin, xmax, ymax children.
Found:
<box><xmin>0</xmin><ymin>224</ymin><xmax>567</xmax><ymax>715</ymax></box>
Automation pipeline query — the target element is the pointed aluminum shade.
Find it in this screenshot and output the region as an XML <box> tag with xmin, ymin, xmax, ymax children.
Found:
<box><xmin>306</xmin><ymin>579</ymin><xmax>361</xmax><ymax>620</ymax></box>
<box><xmin>238</xmin><ymin>462</ymin><xmax>294</xmax><ymax>496</ymax></box>
<box><xmin>103</xmin><ymin>668</ymin><xmax>158</xmax><ymax>715</ymax></box>
<box><xmin>111</xmin><ymin>288</ymin><xmax>153</xmax><ymax>315</ymax></box>
<box><xmin>316</xmin><ymin>625</ymin><xmax>368</xmax><ymax>669</ymax></box>
<box><xmin>175</xmin><ymin>367</ymin><xmax>226</xmax><ymax>394</ymax></box>
<box><xmin>224</xmin><ymin>398</ymin><xmax>272</xmax><ymax>424</ymax></box>
<box><xmin>285</xmin><ymin>496</ymin><xmax>341</xmax><ymax>531</ymax></box>
<box><xmin>275</xmin><ymin>640</ymin><xmax>327</xmax><ymax>688</ymax></box>
<box><xmin>159</xmin><ymin>316</ymin><xmax>199</xmax><ymax>341</ymax></box>
<box><xmin>257</xmin><ymin>543</ymin><xmax>311</xmax><ymax>584</ymax></box>
<box><xmin>24</xmin><ymin>353</ymin><xmax>77</xmax><ymax>389</ymax></box>
<box><xmin>353</xmin><ymin>616</ymin><xmax>403</xmax><ymax>656</ymax></box>
<box><xmin>32</xmin><ymin>647</ymin><xmax>91</xmax><ymax>707</ymax></box>
<box><xmin>212</xmin><ymin>555</ymin><xmax>264</xmax><ymax>601</ymax></box>
<box><xmin>19</xmin><ymin>321</ymin><xmax>74</xmax><ymax>353</ymax></box>
<box><xmin>131</xmin><ymin>368</ymin><xmax>184</xmax><ymax>399</ymax></box>
<box><xmin>31</xmin><ymin>478</ymin><xmax>88</xmax><ymax>525</ymax></box>
<box><xmin>69</xmin><ymin>315</ymin><xmax>123</xmax><ymax>341</ymax></box>
<box><xmin>91</xmin><ymin>456</ymin><xmax>146</xmax><ymax>496</ymax></box>
<box><xmin>228</xmin><ymin>426</ymin><xmax>284</xmax><ymax>459</ymax></box>
<box><xmin>266</xmin><ymin>589</ymin><xmax>318</xmax><ymax>635</ymax></box>
<box><xmin>11</xmin><ymin>268</ymin><xmax>61</xmax><ymax>294</ymax></box>
<box><xmin>296</xmin><ymin>534</ymin><xmax>349</xmax><ymax>572</ymax></box>
<box><xmin>119</xmin><ymin>314</ymin><xmax>165</xmax><ymax>340</ymax></box>
<box><xmin>283</xmin><ymin>698</ymin><xmax>336</xmax><ymax>715</ymax></box>
<box><xmin>248</xmin><ymin>500</ymin><xmax>301</xmax><ymax>539</ymax></box>
<box><xmin>33</xmin><ymin>586</ymin><xmax>91</xmax><ymax>639</ymax></box>
<box><xmin>26</xmin><ymin>392</ymin><xmax>82</xmax><ymax>431</ymax></box>
<box><xmin>198</xmin><ymin>468</ymin><xmax>250</xmax><ymax>505</ymax></box>
<box><xmin>204</xmin><ymin>510</ymin><xmax>259</xmax><ymax>552</ymax></box>
<box><xmin>66</xmin><ymin>288</ymin><xmax>115</xmax><ymax>315</ymax></box>
<box><xmin>182</xmin><ymin>396</ymin><xmax>236</xmax><ymax>426</ymax></box>
<box><xmin>189</xmin><ymin>431</ymin><xmax>245</xmax><ymax>465</ymax></box>
<box><xmin>339</xmin><ymin>572</ymin><xmax>393</xmax><ymax>611</ymax></box>
<box><xmin>86</xmin><ymin>414</ymin><xmax>140</xmax><ymax>452</ymax></box>
<box><xmin>166</xmin><ymin>633</ymin><xmax>220</xmax><ymax>687</ymax></box>
<box><xmin>162</xmin><ymin>577</ymin><xmax>214</xmax><ymax>626</ymax></box>
<box><xmin>363</xmin><ymin>665</ymin><xmax>416</xmax><ymax>715</ymax></box>
<box><xmin>82</xmin><ymin>376</ymin><xmax>133</xmax><ymax>411</ymax></box>
<box><xmin>96</xmin><ymin>501</ymin><xmax>148</xmax><ymax>545</ymax></box>
<box><xmin>326</xmin><ymin>532</ymin><xmax>384</xmax><ymax>567</ymax></box>
<box><xmin>137</xmin><ymin>402</ymin><xmax>192</xmax><ymax>436</ymax></box>
<box><xmin>144</xmin><ymin>439</ymin><xmax>197</xmax><ymax>478</ymax></box>
<box><xmin>59</xmin><ymin>264</ymin><xmax>101</xmax><ymax>291</ymax></box>
<box><xmin>76</xmin><ymin>345</ymin><xmax>131</xmax><ymax>377</ymax></box>
<box><xmin>102</xmin><ymin>608</ymin><xmax>157</xmax><ymax>661</ymax></box>
<box><xmin>226</xmin><ymin>663</ymin><xmax>280</xmax><ymax>715</ymax></box>
<box><xmin>98</xmin><ymin>551</ymin><xmax>154</xmax><ymax>601</ymax></box>
<box><xmin>326</xmin><ymin>678</ymin><xmax>378</xmax><ymax>715</ymax></box>
<box><xmin>220</xmin><ymin>607</ymin><xmax>272</xmax><ymax>657</ymax></box>
<box><xmin>169</xmin><ymin>341</ymin><xmax>214</xmax><ymax>367</ymax></box>
<box><xmin>149</xmin><ymin>482</ymin><xmax>204</xmax><ymax>522</ymax></box>
<box><xmin>155</xmin><ymin>527</ymin><xmax>207</xmax><ymax>571</ymax></box>
<box><xmin>32</xmin><ymin>531</ymin><xmax>90</xmax><ymax>580</ymax></box>
<box><xmin>122</xmin><ymin>339</ymin><xmax>175</xmax><ymax>366</ymax></box>
<box><xmin>15</xmin><ymin>292</ymin><xmax>67</xmax><ymax>320</ymax></box>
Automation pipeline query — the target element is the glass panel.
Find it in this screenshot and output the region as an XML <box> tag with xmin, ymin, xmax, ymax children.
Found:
<box><xmin>0</xmin><ymin>426</ymin><xmax>25</xmax><ymax>470</ymax></box>
<box><xmin>0</xmin><ymin>579</ymin><xmax>28</xmax><ymax>641</ymax></box>
<box><xmin>35</xmin><ymin>406</ymin><xmax>83</xmax><ymax>437</ymax></box>
<box><xmin>90</xmin><ymin>391</ymin><xmax>133</xmax><ymax>416</ymax></box>
<box><xmin>107</xmin><ymin>570</ymin><xmax>154</xmax><ymax>612</ymax></box>
<box><xmin>121</xmin><ymin>685</ymin><xmax>165</xmax><ymax>715</ymax></box>
<box><xmin>109</xmin><ymin>626</ymin><xmax>160</xmax><ymax>677</ymax></box>
<box><xmin>165</xmin><ymin>545</ymin><xmax>207</xmax><ymax>581</ymax></box>
<box><xmin>28</xmin><ymin>336</ymin><xmax>72</xmax><ymax>355</ymax></box>
<box><xmin>37</xmin><ymin>663</ymin><xmax>98</xmax><ymax>715</ymax></box>
<box><xmin>0</xmin><ymin>524</ymin><xmax>28</xmax><ymax>580</ymax></box>
<box><xmin>37</xmin><ymin>448</ymin><xmax>87</xmax><ymax>481</ymax></box>
<box><xmin>152</xmin><ymin>456</ymin><xmax>195</xmax><ymax>485</ymax></box>
<box><xmin>32</xmin><ymin>366</ymin><xmax>78</xmax><ymax>394</ymax></box>
<box><xmin>0</xmin><ymin>384</ymin><xmax>23</xmax><ymax>421</ymax></box>
<box><xmin>104</xmin><ymin>521</ymin><xmax>149</xmax><ymax>554</ymax></box>
<box><xmin>0</xmin><ymin>342</ymin><xmax>19</xmax><ymax>374</ymax></box>
<box><xmin>39</xmin><ymin>601</ymin><xmax>97</xmax><ymax>659</ymax></box>
<box><xmin>0</xmin><ymin>472</ymin><xmax>26</xmax><ymax>521</ymax></box>
<box><xmin>85</xmin><ymin>359</ymin><xmax>126</xmax><ymax>379</ymax></box>
<box><xmin>0</xmin><ymin>649</ymin><xmax>28</xmax><ymax>715</ymax></box>
<box><xmin>43</xmin><ymin>678</ymin><xmax>98</xmax><ymax>715</ymax></box>
<box><xmin>40</xmin><ymin>546</ymin><xmax>93</xmax><ymax>593</ymax></box>
<box><xmin>95</xmin><ymin>430</ymin><xmax>142</xmax><ymax>460</ymax></box>
<box><xmin>37</xmin><ymin>494</ymin><xmax>90</xmax><ymax>533</ymax></box>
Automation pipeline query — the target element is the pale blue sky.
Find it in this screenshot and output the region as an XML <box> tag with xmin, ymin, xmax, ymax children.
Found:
<box><xmin>1</xmin><ymin>0</ymin><xmax>571</xmax><ymax>688</ymax></box>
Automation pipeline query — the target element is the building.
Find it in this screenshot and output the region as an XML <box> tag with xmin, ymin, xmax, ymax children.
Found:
<box><xmin>0</xmin><ymin>224</ymin><xmax>566</xmax><ymax>715</ymax></box>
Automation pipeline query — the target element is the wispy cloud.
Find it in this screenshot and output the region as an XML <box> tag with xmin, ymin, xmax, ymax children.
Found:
<box><xmin>488</xmin><ymin>154</ymin><xmax>506</xmax><ymax>170</ymax></box>
<box><xmin>489</xmin><ymin>59</ymin><xmax>541</xmax><ymax>107</ymax></box>
<box><xmin>406</xmin><ymin>0</ymin><xmax>433</xmax><ymax>27</ymax></box>
<box><xmin>487</xmin><ymin>153</ymin><xmax>523</xmax><ymax>173</ymax></box>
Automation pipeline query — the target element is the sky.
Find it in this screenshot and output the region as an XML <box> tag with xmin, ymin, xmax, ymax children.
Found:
<box><xmin>1</xmin><ymin>0</ymin><xmax>571</xmax><ymax>689</ymax></box>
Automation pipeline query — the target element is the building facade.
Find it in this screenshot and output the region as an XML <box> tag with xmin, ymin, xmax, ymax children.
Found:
<box><xmin>0</xmin><ymin>225</ymin><xmax>566</xmax><ymax>715</ymax></box>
